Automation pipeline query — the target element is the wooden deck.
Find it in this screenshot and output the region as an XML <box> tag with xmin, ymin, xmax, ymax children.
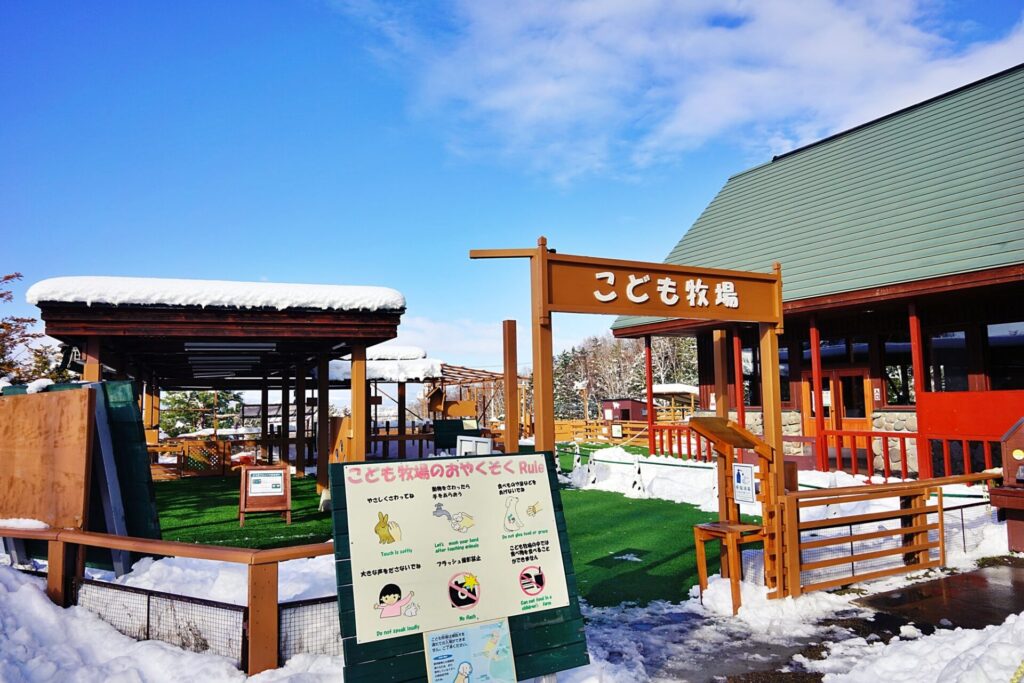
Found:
<box><xmin>855</xmin><ymin>560</ymin><xmax>1024</xmax><ymax>630</ymax></box>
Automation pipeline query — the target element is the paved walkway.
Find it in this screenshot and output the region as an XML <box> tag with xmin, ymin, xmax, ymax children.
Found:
<box><xmin>855</xmin><ymin>562</ymin><xmax>1024</xmax><ymax>630</ymax></box>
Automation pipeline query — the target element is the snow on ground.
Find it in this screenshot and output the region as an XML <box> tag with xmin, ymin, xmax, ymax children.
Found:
<box><xmin>800</xmin><ymin>611</ymin><xmax>1024</xmax><ymax>682</ymax></box>
<box><xmin>26</xmin><ymin>276</ymin><xmax>405</xmax><ymax>312</ymax></box>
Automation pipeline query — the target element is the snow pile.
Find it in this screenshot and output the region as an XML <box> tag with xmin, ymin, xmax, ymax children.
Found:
<box><xmin>651</xmin><ymin>383</ymin><xmax>699</xmax><ymax>395</ymax></box>
<box><xmin>113</xmin><ymin>554</ymin><xmax>338</xmax><ymax>605</ymax></box>
<box><xmin>805</xmin><ymin>611</ymin><xmax>1024</xmax><ymax>682</ymax></box>
<box><xmin>0</xmin><ymin>564</ymin><xmax>247</xmax><ymax>682</ymax></box>
<box><xmin>697</xmin><ymin>575</ymin><xmax>854</xmax><ymax>637</ymax></box>
<box><xmin>27</xmin><ymin>276</ymin><xmax>405</xmax><ymax>312</ymax></box>
<box><xmin>357</xmin><ymin>345</ymin><xmax>427</xmax><ymax>361</ymax></box>
<box><xmin>0</xmin><ymin>376</ymin><xmax>11</xmax><ymax>390</ymax></box>
<box><xmin>328</xmin><ymin>357</ymin><xmax>443</xmax><ymax>383</ymax></box>
<box><xmin>0</xmin><ymin>518</ymin><xmax>48</xmax><ymax>530</ymax></box>
<box><xmin>570</xmin><ymin>446</ymin><xmax>760</xmax><ymax>515</ymax></box>
<box><xmin>25</xmin><ymin>378</ymin><xmax>54</xmax><ymax>394</ymax></box>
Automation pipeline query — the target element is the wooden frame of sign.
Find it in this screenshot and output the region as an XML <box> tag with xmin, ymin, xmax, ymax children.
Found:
<box><xmin>239</xmin><ymin>465</ymin><xmax>292</xmax><ymax>526</ymax></box>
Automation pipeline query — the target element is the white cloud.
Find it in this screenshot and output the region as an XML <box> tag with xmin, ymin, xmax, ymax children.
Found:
<box><xmin>340</xmin><ymin>0</ymin><xmax>1024</xmax><ymax>180</ymax></box>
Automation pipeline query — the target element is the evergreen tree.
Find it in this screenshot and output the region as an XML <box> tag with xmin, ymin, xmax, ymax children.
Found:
<box><xmin>160</xmin><ymin>390</ymin><xmax>243</xmax><ymax>437</ymax></box>
<box><xmin>23</xmin><ymin>344</ymin><xmax>76</xmax><ymax>384</ymax></box>
<box><xmin>0</xmin><ymin>273</ymin><xmax>41</xmax><ymax>382</ymax></box>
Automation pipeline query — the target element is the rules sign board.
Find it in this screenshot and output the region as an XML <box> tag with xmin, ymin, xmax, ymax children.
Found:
<box><xmin>342</xmin><ymin>453</ymin><xmax>570</xmax><ymax>643</ymax></box>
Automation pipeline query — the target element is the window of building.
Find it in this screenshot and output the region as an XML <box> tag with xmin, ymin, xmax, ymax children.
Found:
<box><xmin>840</xmin><ymin>375</ymin><xmax>867</xmax><ymax>418</ymax></box>
<box><xmin>741</xmin><ymin>345</ymin><xmax>761</xmax><ymax>406</ymax></box>
<box><xmin>988</xmin><ymin>321</ymin><xmax>1024</xmax><ymax>390</ymax></box>
<box><xmin>851</xmin><ymin>336</ymin><xmax>870</xmax><ymax>364</ymax></box>
<box><xmin>929</xmin><ymin>330</ymin><xmax>968</xmax><ymax>392</ymax></box>
<box><xmin>802</xmin><ymin>337</ymin><xmax>848</xmax><ymax>366</ymax></box>
<box><xmin>883</xmin><ymin>333</ymin><xmax>915</xmax><ymax>405</ymax></box>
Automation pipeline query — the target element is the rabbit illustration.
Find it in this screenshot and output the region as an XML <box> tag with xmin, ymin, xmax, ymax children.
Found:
<box><xmin>504</xmin><ymin>496</ymin><xmax>524</xmax><ymax>532</ymax></box>
<box><xmin>374</xmin><ymin>511</ymin><xmax>396</xmax><ymax>544</ymax></box>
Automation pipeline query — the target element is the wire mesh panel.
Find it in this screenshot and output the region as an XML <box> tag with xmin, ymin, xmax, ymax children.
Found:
<box><xmin>76</xmin><ymin>580</ymin><xmax>150</xmax><ymax>640</ymax></box>
<box><xmin>74</xmin><ymin>579</ymin><xmax>246</xmax><ymax>669</ymax></box>
<box><xmin>279</xmin><ymin>596</ymin><xmax>343</xmax><ymax>663</ymax></box>
<box><xmin>150</xmin><ymin>593</ymin><xmax>245</xmax><ymax>666</ymax></box>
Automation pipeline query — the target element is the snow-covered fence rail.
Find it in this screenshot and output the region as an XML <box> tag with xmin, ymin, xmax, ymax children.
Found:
<box><xmin>0</xmin><ymin>525</ymin><xmax>333</xmax><ymax>675</ymax></box>
<box><xmin>779</xmin><ymin>472</ymin><xmax>1000</xmax><ymax>597</ymax></box>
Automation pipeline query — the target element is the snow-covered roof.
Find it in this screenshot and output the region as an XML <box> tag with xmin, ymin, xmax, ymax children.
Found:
<box><xmin>329</xmin><ymin>357</ymin><xmax>444</xmax><ymax>383</ymax></box>
<box><xmin>26</xmin><ymin>276</ymin><xmax>405</xmax><ymax>312</ymax></box>
<box><xmin>348</xmin><ymin>345</ymin><xmax>427</xmax><ymax>361</ymax></box>
<box><xmin>651</xmin><ymin>383</ymin><xmax>699</xmax><ymax>396</ymax></box>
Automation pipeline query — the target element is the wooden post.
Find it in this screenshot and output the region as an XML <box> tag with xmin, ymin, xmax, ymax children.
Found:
<box><xmin>645</xmin><ymin>335</ymin><xmax>655</xmax><ymax>455</ymax></box>
<box><xmin>260</xmin><ymin>380</ymin><xmax>269</xmax><ymax>461</ymax></box>
<box><xmin>46</xmin><ymin>539</ymin><xmax>79</xmax><ymax>607</ymax></box>
<box><xmin>397</xmin><ymin>382</ymin><xmax>407</xmax><ymax>459</ymax></box>
<box><xmin>246</xmin><ymin>562</ymin><xmax>279</xmax><ymax>674</ymax></box>
<box><xmin>809</xmin><ymin>315</ymin><xmax>827</xmax><ymax>470</ymax></box>
<box><xmin>760</xmin><ymin>321</ymin><xmax>785</xmax><ymax>595</ymax></box>
<box><xmin>350</xmin><ymin>344</ymin><xmax>368</xmax><ymax>462</ymax></box>
<box><xmin>294</xmin><ymin>361</ymin><xmax>306</xmax><ymax>478</ymax></box>
<box><xmin>503</xmin><ymin>320</ymin><xmax>520</xmax><ymax>454</ymax></box>
<box><xmin>531</xmin><ymin>237</ymin><xmax>556</xmax><ymax>452</ymax></box>
<box><xmin>908</xmin><ymin>304</ymin><xmax>931</xmax><ymax>478</ymax></box>
<box><xmin>732</xmin><ymin>328</ymin><xmax>746</xmax><ymax>431</ymax></box>
<box><xmin>316</xmin><ymin>354</ymin><xmax>331</xmax><ymax>493</ymax></box>
<box><xmin>82</xmin><ymin>337</ymin><xmax>102</xmax><ymax>382</ymax></box>
<box><xmin>712</xmin><ymin>329</ymin><xmax>729</xmax><ymax>418</ymax></box>
<box><xmin>280</xmin><ymin>370</ymin><xmax>290</xmax><ymax>469</ymax></box>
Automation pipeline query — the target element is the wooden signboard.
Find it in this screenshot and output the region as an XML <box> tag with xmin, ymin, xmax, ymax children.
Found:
<box><xmin>330</xmin><ymin>452</ymin><xmax>588</xmax><ymax>681</ymax></box>
<box><xmin>239</xmin><ymin>465</ymin><xmax>291</xmax><ymax>526</ymax></box>
<box><xmin>0</xmin><ymin>389</ymin><xmax>96</xmax><ymax>529</ymax></box>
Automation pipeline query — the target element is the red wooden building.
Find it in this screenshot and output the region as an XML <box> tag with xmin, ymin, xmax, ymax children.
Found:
<box><xmin>613</xmin><ymin>64</ymin><xmax>1024</xmax><ymax>478</ymax></box>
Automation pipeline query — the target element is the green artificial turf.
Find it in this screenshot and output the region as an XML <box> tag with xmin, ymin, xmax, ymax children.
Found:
<box><xmin>560</xmin><ymin>488</ymin><xmax>725</xmax><ymax>606</ymax></box>
<box><xmin>155</xmin><ymin>469</ymin><xmax>757</xmax><ymax>607</ymax></box>
<box><xmin>154</xmin><ymin>476</ymin><xmax>333</xmax><ymax>549</ymax></box>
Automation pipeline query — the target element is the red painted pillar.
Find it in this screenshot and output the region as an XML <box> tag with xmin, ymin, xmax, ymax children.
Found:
<box><xmin>732</xmin><ymin>329</ymin><xmax>746</xmax><ymax>430</ymax></box>
<box><xmin>809</xmin><ymin>316</ymin><xmax>828</xmax><ymax>470</ymax></box>
<box><xmin>645</xmin><ymin>336</ymin><xmax>655</xmax><ymax>455</ymax></box>
<box><xmin>908</xmin><ymin>304</ymin><xmax>932</xmax><ymax>478</ymax></box>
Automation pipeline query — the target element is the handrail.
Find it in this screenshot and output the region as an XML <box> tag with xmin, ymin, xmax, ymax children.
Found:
<box><xmin>786</xmin><ymin>471</ymin><xmax>1000</xmax><ymax>500</ymax></box>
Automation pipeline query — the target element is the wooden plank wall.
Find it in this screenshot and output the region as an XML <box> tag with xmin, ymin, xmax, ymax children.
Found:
<box><xmin>329</xmin><ymin>451</ymin><xmax>589</xmax><ymax>682</ymax></box>
<box><xmin>0</xmin><ymin>390</ymin><xmax>95</xmax><ymax>529</ymax></box>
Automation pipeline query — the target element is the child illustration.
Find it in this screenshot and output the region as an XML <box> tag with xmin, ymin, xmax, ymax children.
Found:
<box><xmin>372</xmin><ymin>584</ymin><xmax>414</xmax><ymax>618</ymax></box>
<box><xmin>504</xmin><ymin>496</ymin><xmax>524</xmax><ymax>532</ymax></box>
<box><xmin>374</xmin><ymin>512</ymin><xmax>401</xmax><ymax>544</ymax></box>
<box><xmin>453</xmin><ymin>661</ymin><xmax>472</xmax><ymax>683</ymax></box>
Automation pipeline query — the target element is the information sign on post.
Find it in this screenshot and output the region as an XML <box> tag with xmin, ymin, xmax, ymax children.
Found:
<box><xmin>239</xmin><ymin>465</ymin><xmax>291</xmax><ymax>526</ymax></box>
<box><xmin>424</xmin><ymin>618</ymin><xmax>517</xmax><ymax>683</ymax></box>
<box><xmin>342</xmin><ymin>453</ymin><xmax>571</xmax><ymax>644</ymax></box>
<box><xmin>733</xmin><ymin>463</ymin><xmax>757</xmax><ymax>505</ymax></box>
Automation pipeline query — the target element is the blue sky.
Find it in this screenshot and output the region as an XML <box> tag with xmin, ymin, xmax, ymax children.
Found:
<box><xmin>3</xmin><ymin>1</ymin><xmax>1022</xmax><ymax>374</ymax></box>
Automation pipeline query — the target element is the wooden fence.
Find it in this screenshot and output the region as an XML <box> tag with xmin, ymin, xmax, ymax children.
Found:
<box><xmin>149</xmin><ymin>439</ymin><xmax>262</xmax><ymax>479</ymax></box>
<box><xmin>820</xmin><ymin>429</ymin><xmax>1002</xmax><ymax>480</ymax></box>
<box><xmin>778</xmin><ymin>472</ymin><xmax>998</xmax><ymax>596</ymax></box>
<box><xmin>0</xmin><ymin>525</ymin><xmax>332</xmax><ymax>674</ymax></box>
<box><xmin>554</xmin><ymin>419</ymin><xmax>648</xmax><ymax>445</ymax></box>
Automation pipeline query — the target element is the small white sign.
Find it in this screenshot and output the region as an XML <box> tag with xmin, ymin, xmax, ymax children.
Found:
<box><xmin>425</xmin><ymin>618</ymin><xmax>516</xmax><ymax>683</ymax></box>
<box><xmin>611</xmin><ymin>424</ymin><xmax>623</xmax><ymax>439</ymax></box>
<box><xmin>248</xmin><ymin>470</ymin><xmax>284</xmax><ymax>497</ymax></box>
<box><xmin>733</xmin><ymin>463</ymin><xmax>756</xmax><ymax>504</ymax></box>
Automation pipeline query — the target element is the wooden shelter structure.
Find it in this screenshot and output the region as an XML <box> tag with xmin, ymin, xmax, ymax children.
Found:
<box><xmin>27</xmin><ymin>275</ymin><xmax>406</xmax><ymax>488</ymax></box>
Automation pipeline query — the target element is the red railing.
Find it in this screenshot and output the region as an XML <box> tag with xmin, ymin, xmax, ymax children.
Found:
<box><xmin>822</xmin><ymin>429</ymin><xmax>1000</xmax><ymax>480</ymax></box>
<box><xmin>650</xmin><ymin>424</ymin><xmax>714</xmax><ymax>462</ymax></box>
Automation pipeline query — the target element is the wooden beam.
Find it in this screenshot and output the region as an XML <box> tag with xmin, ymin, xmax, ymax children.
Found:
<box><xmin>82</xmin><ymin>337</ymin><xmax>102</xmax><ymax>382</ymax></box>
<box><xmin>712</xmin><ymin>329</ymin><xmax>729</xmax><ymax>418</ymax></box>
<box><xmin>350</xmin><ymin>344</ymin><xmax>367</xmax><ymax>462</ymax></box>
<box><xmin>809</xmin><ymin>315</ymin><xmax>827</xmax><ymax>470</ymax></box>
<box><xmin>397</xmin><ymin>382</ymin><xmax>407</xmax><ymax>459</ymax></box>
<box><xmin>503</xmin><ymin>320</ymin><xmax>519</xmax><ymax>454</ymax></box>
<box><xmin>294</xmin><ymin>361</ymin><xmax>306</xmax><ymax>478</ymax></box>
<box><xmin>531</xmin><ymin>238</ymin><xmax>556</xmax><ymax>452</ymax></box>
<box><xmin>645</xmin><ymin>335</ymin><xmax>655</xmax><ymax>455</ymax></box>
<box><xmin>316</xmin><ymin>354</ymin><xmax>331</xmax><ymax>493</ymax></box>
<box><xmin>260</xmin><ymin>380</ymin><xmax>269</xmax><ymax>460</ymax></box>
<box><xmin>908</xmin><ymin>304</ymin><xmax>931</xmax><ymax>478</ymax></box>
<box><xmin>280</xmin><ymin>369</ymin><xmax>290</xmax><ymax>468</ymax></box>
<box><xmin>246</xmin><ymin>562</ymin><xmax>279</xmax><ymax>674</ymax></box>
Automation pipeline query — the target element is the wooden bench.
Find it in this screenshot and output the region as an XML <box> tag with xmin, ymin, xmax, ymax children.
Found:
<box><xmin>694</xmin><ymin>521</ymin><xmax>765</xmax><ymax>614</ymax></box>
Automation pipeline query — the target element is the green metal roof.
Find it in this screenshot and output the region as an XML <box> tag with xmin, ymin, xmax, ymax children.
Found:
<box><xmin>613</xmin><ymin>63</ymin><xmax>1024</xmax><ymax>332</ymax></box>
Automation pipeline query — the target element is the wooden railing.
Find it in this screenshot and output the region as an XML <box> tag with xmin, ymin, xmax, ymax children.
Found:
<box><xmin>554</xmin><ymin>419</ymin><xmax>648</xmax><ymax>445</ymax></box>
<box><xmin>650</xmin><ymin>424</ymin><xmax>715</xmax><ymax>462</ymax></box>
<box><xmin>821</xmin><ymin>429</ymin><xmax>1001</xmax><ymax>480</ymax></box>
<box><xmin>778</xmin><ymin>472</ymin><xmax>999</xmax><ymax>596</ymax></box>
<box><xmin>0</xmin><ymin>525</ymin><xmax>332</xmax><ymax>674</ymax></box>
